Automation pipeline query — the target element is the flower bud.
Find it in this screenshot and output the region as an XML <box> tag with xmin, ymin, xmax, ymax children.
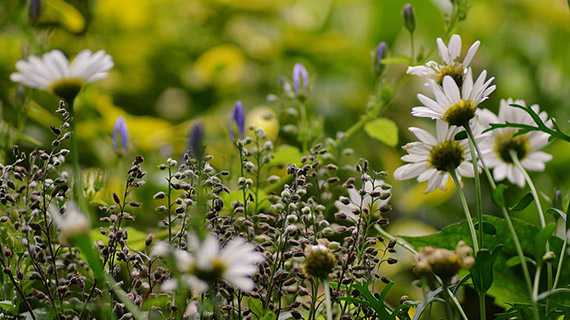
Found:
<box><xmin>374</xmin><ymin>42</ymin><xmax>388</xmax><ymax>76</ymax></box>
<box><xmin>402</xmin><ymin>4</ymin><xmax>416</xmax><ymax>34</ymax></box>
<box><xmin>292</xmin><ymin>63</ymin><xmax>309</xmax><ymax>100</ymax></box>
<box><xmin>303</xmin><ymin>244</ymin><xmax>336</xmax><ymax>279</ymax></box>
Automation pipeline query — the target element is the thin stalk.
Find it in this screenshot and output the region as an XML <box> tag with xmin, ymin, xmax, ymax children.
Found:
<box><xmin>451</xmin><ymin>171</ymin><xmax>479</xmax><ymax>252</ymax></box>
<box><xmin>410</xmin><ymin>33</ymin><xmax>416</xmax><ymax>63</ymax></box>
<box><xmin>323</xmin><ymin>279</ymin><xmax>333</xmax><ymax>320</ymax></box>
<box><xmin>510</xmin><ymin>152</ymin><xmax>546</xmax><ymax>227</ymax></box>
<box><xmin>299</xmin><ymin>101</ymin><xmax>309</xmax><ymax>151</ymax></box>
<box><xmin>511</xmin><ymin>151</ymin><xmax>553</xmax><ymax>309</ymax></box>
<box><xmin>465</xmin><ymin>129</ymin><xmax>535</xmax><ymax>300</ymax></box>
<box><xmin>167</xmin><ymin>166</ymin><xmax>173</xmax><ymax>244</ymax></box>
<box><xmin>68</xmin><ymin>99</ymin><xmax>87</xmax><ymax>213</ymax></box>
<box><xmin>532</xmin><ymin>264</ymin><xmax>542</xmax><ymax>302</ymax></box>
<box><xmin>464</xmin><ymin>126</ymin><xmax>484</xmax><ymax>249</ymax></box>
<box><xmin>553</xmin><ymin>236</ymin><xmax>567</xmax><ymax>289</ymax></box>
<box><xmin>446</xmin><ymin>288</ymin><xmax>469</xmax><ymax>320</ymax></box>
<box><xmin>237</xmin><ymin>144</ymin><xmax>248</xmax><ymax>217</ymax></box>
<box><xmin>464</xmin><ymin>125</ymin><xmax>486</xmax><ymax>320</ymax></box>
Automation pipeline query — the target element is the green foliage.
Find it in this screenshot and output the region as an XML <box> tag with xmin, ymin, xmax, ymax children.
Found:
<box><xmin>269</xmin><ymin>145</ymin><xmax>302</xmax><ymax>167</ymax></box>
<box><xmin>471</xmin><ymin>246</ymin><xmax>502</xmax><ymax>294</ymax></box>
<box><xmin>404</xmin><ymin>215</ymin><xmax>570</xmax><ymax>307</ymax></box>
<box><xmin>364</xmin><ymin>118</ymin><xmax>399</xmax><ymax>147</ymax></box>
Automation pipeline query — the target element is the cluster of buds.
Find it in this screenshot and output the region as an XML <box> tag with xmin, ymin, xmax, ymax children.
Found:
<box><xmin>414</xmin><ymin>241</ymin><xmax>475</xmax><ymax>281</ymax></box>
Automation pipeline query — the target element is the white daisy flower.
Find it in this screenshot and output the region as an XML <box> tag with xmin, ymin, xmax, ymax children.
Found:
<box><xmin>477</xmin><ymin>99</ymin><xmax>553</xmax><ymax>187</ymax></box>
<box><xmin>49</xmin><ymin>202</ymin><xmax>90</xmax><ymax>244</ymax></box>
<box><xmin>394</xmin><ymin>120</ymin><xmax>474</xmax><ymax>192</ymax></box>
<box><xmin>408</xmin><ymin>34</ymin><xmax>480</xmax><ymax>85</ymax></box>
<box><xmin>412</xmin><ymin>68</ymin><xmax>496</xmax><ymax>127</ymax></box>
<box><xmin>175</xmin><ymin>234</ymin><xmax>264</xmax><ymax>295</ymax></box>
<box><xmin>334</xmin><ymin>178</ymin><xmax>391</xmax><ymax>221</ymax></box>
<box><xmin>10</xmin><ymin>49</ymin><xmax>113</xmax><ymax>101</ymax></box>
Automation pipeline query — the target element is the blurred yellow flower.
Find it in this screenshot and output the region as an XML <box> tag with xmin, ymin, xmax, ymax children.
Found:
<box><xmin>96</xmin><ymin>0</ymin><xmax>151</xmax><ymax>29</ymax></box>
<box><xmin>246</xmin><ymin>107</ymin><xmax>279</xmax><ymax>141</ymax></box>
<box><xmin>186</xmin><ymin>45</ymin><xmax>246</xmax><ymax>89</ymax></box>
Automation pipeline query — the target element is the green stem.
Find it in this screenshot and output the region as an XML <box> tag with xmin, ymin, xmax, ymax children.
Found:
<box><xmin>446</xmin><ymin>288</ymin><xmax>469</xmax><ymax>320</ymax></box>
<box><xmin>410</xmin><ymin>32</ymin><xmax>416</xmax><ymax>63</ymax></box>
<box><xmin>466</xmin><ymin>129</ymin><xmax>535</xmax><ymax>300</ymax></box>
<box><xmin>510</xmin><ymin>152</ymin><xmax>546</xmax><ymax>227</ymax></box>
<box><xmin>464</xmin><ymin>125</ymin><xmax>486</xmax><ymax>320</ymax></box>
<box><xmin>323</xmin><ymin>279</ymin><xmax>333</xmax><ymax>320</ymax></box>
<box><xmin>68</xmin><ymin>99</ymin><xmax>87</xmax><ymax>213</ymax></box>
<box><xmin>167</xmin><ymin>166</ymin><xmax>173</xmax><ymax>244</ymax></box>
<box><xmin>511</xmin><ymin>151</ymin><xmax>553</xmax><ymax>310</ymax></box>
<box><xmin>451</xmin><ymin>171</ymin><xmax>479</xmax><ymax>252</ymax></box>
<box><xmin>532</xmin><ymin>264</ymin><xmax>542</xmax><ymax>302</ymax></box>
<box><xmin>299</xmin><ymin>101</ymin><xmax>309</xmax><ymax>152</ymax></box>
<box><xmin>464</xmin><ymin>126</ymin><xmax>484</xmax><ymax>249</ymax></box>
<box><xmin>553</xmin><ymin>236</ymin><xmax>567</xmax><ymax>289</ymax></box>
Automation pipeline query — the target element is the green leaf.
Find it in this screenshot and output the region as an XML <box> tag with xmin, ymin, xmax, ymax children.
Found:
<box><xmin>364</xmin><ymin>118</ymin><xmax>398</xmax><ymax>147</ymax></box>
<box><xmin>0</xmin><ymin>301</ymin><xmax>15</xmax><ymax>313</ymax></box>
<box><xmin>509</xmin><ymin>193</ymin><xmax>533</xmax><ymax>211</ymax></box>
<box><xmin>470</xmin><ymin>246</ymin><xmax>502</xmax><ymax>293</ymax></box>
<box><xmin>474</xmin><ymin>221</ymin><xmax>497</xmax><ymax>235</ymax></box>
<box><xmin>492</xmin><ymin>184</ymin><xmax>507</xmax><ymax>207</ymax></box>
<box><xmin>505</xmin><ymin>256</ymin><xmax>535</xmax><ymax>268</ymax></box>
<box><xmin>269</xmin><ymin>145</ymin><xmax>302</xmax><ymax>166</ymax></box>
<box><xmin>246</xmin><ymin>297</ymin><xmax>264</xmax><ymax>318</ymax></box>
<box><xmin>45</xmin><ymin>0</ymin><xmax>86</xmax><ymax>33</ymax></box>
<box><xmin>533</xmin><ymin>223</ymin><xmax>556</xmax><ymax>263</ymax></box>
<box><xmin>454</xmin><ymin>131</ymin><xmax>468</xmax><ymax>140</ymax></box>
<box><xmin>547</xmin><ymin>207</ymin><xmax>568</xmax><ymax>230</ymax></box>
<box><xmin>354</xmin><ymin>282</ymin><xmax>390</xmax><ymax>318</ymax></box>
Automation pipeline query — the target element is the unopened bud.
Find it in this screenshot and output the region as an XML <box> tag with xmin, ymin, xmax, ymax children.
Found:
<box><xmin>402</xmin><ymin>4</ymin><xmax>416</xmax><ymax>34</ymax></box>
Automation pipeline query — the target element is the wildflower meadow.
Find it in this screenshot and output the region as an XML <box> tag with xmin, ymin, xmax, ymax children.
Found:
<box><xmin>1</xmin><ymin>0</ymin><xmax>570</xmax><ymax>319</ymax></box>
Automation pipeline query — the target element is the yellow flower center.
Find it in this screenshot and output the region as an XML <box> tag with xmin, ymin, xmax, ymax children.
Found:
<box><xmin>494</xmin><ymin>132</ymin><xmax>529</xmax><ymax>163</ymax></box>
<box><xmin>436</xmin><ymin>63</ymin><xmax>464</xmax><ymax>86</ymax></box>
<box><xmin>191</xmin><ymin>258</ymin><xmax>227</xmax><ymax>283</ymax></box>
<box><xmin>49</xmin><ymin>78</ymin><xmax>84</xmax><ymax>102</ymax></box>
<box><xmin>429</xmin><ymin>140</ymin><xmax>465</xmax><ymax>172</ymax></box>
<box><xmin>442</xmin><ymin>100</ymin><xmax>476</xmax><ymax>127</ymax></box>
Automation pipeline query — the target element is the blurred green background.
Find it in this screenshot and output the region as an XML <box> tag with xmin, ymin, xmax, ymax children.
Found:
<box><xmin>1</xmin><ymin>0</ymin><xmax>570</xmax><ymax>306</ymax></box>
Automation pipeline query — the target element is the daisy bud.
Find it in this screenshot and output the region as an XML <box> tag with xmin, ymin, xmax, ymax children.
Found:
<box><xmin>402</xmin><ymin>4</ymin><xmax>416</xmax><ymax>34</ymax></box>
<box><xmin>303</xmin><ymin>244</ymin><xmax>336</xmax><ymax>279</ymax></box>
<box><xmin>112</xmin><ymin>116</ymin><xmax>128</xmax><ymax>156</ymax></box>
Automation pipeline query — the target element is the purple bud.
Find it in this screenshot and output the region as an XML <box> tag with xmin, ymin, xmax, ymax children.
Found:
<box><xmin>375</xmin><ymin>42</ymin><xmax>388</xmax><ymax>76</ymax></box>
<box><xmin>112</xmin><ymin>116</ymin><xmax>128</xmax><ymax>154</ymax></box>
<box><xmin>232</xmin><ymin>101</ymin><xmax>246</xmax><ymax>139</ymax></box>
<box><xmin>188</xmin><ymin>122</ymin><xmax>205</xmax><ymax>159</ymax></box>
<box><xmin>292</xmin><ymin>63</ymin><xmax>309</xmax><ymax>97</ymax></box>
<box><xmin>402</xmin><ymin>4</ymin><xmax>416</xmax><ymax>34</ymax></box>
<box><xmin>28</xmin><ymin>0</ymin><xmax>42</xmax><ymax>24</ymax></box>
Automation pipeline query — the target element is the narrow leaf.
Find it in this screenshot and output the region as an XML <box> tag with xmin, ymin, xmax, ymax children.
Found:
<box><xmin>509</xmin><ymin>193</ymin><xmax>533</xmax><ymax>212</ymax></box>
